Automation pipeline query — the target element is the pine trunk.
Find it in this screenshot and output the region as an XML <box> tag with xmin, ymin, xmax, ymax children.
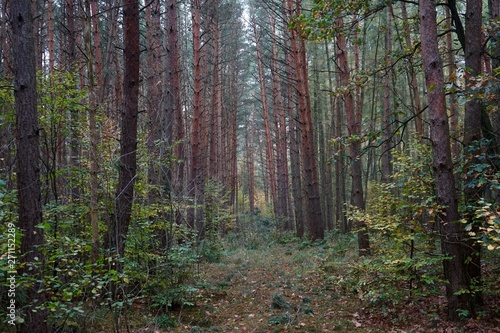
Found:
<box><xmin>188</xmin><ymin>0</ymin><xmax>205</xmax><ymax>234</ymax></box>
<box><xmin>114</xmin><ymin>0</ymin><xmax>140</xmax><ymax>259</ymax></box>
<box><xmin>419</xmin><ymin>0</ymin><xmax>475</xmax><ymax>320</ymax></box>
<box><xmin>463</xmin><ymin>0</ymin><xmax>483</xmax><ymax>309</ymax></box>
<box><xmin>254</xmin><ymin>20</ymin><xmax>278</xmax><ymax>216</ymax></box>
<box><xmin>336</xmin><ymin>17</ymin><xmax>370</xmax><ymax>254</ymax></box>
<box><xmin>11</xmin><ymin>0</ymin><xmax>47</xmax><ymax>330</ymax></box>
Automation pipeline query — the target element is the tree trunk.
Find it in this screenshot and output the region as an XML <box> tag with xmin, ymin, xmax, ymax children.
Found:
<box><xmin>282</xmin><ymin>1</ymin><xmax>304</xmax><ymax>235</ymax></box>
<box><xmin>188</xmin><ymin>0</ymin><xmax>205</xmax><ymax>234</ymax></box>
<box><xmin>113</xmin><ymin>0</ymin><xmax>140</xmax><ymax>259</ymax></box>
<box><xmin>146</xmin><ymin>0</ymin><xmax>163</xmax><ymax>204</ymax></box>
<box><xmin>11</xmin><ymin>0</ymin><xmax>47</xmax><ymax>331</ymax></box>
<box><xmin>165</xmin><ymin>0</ymin><xmax>184</xmax><ymax>221</ymax></box>
<box><xmin>48</xmin><ymin>0</ymin><xmax>55</xmax><ymax>70</ymax></box>
<box><xmin>254</xmin><ymin>19</ymin><xmax>278</xmax><ymax>217</ymax></box>
<box><xmin>289</xmin><ymin>0</ymin><xmax>324</xmax><ymax>240</ymax></box>
<box><xmin>249</xmin><ymin>106</ymin><xmax>256</xmax><ymax>214</ymax></box>
<box><xmin>336</xmin><ymin>17</ymin><xmax>370</xmax><ymax>254</ymax></box>
<box><xmin>208</xmin><ymin>7</ymin><xmax>221</xmax><ymax>181</ymax></box>
<box><xmin>419</xmin><ymin>0</ymin><xmax>475</xmax><ymax>320</ymax></box>
<box><xmin>83</xmin><ymin>0</ymin><xmax>100</xmax><ymax>263</ymax></box>
<box><xmin>463</xmin><ymin>0</ymin><xmax>483</xmax><ymax>308</ymax></box>
<box><xmin>90</xmin><ymin>0</ymin><xmax>103</xmax><ymax>97</ymax></box>
<box><xmin>65</xmin><ymin>0</ymin><xmax>82</xmax><ymax>200</ymax></box>
<box><xmin>490</xmin><ymin>0</ymin><xmax>500</xmax><ymax>151</ymax></box>
<box><xmin>381</xmin><ymin>4</ymin><xmax>393</xmax><ymax>182</ymax></box>
<box><xmin>446</xmin><ymin>5</ymin><xmax>459</xmax><ymax>159</ymax></box>
<box><xmin>325</xmin><ymin>40</ymin><xmax>346</xmax><ymax>232</ymax></box>
<box><xmin>401</xmin><ymin>1</ymin><xmax>424</xmax><ymax>139</ymax></box>
<box><xmin>270</xmin><ymin>15</ymin><xmax>291</xmax><ymax>229</ymax></box>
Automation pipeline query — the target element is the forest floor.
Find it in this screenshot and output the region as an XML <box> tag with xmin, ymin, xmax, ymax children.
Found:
<box><xmin>128</xmin><ymin>240</ymin><xmax>500</xmax><ymax>333</ymax></box>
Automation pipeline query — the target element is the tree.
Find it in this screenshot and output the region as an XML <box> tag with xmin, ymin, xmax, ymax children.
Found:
<box><xmin>335</xmin><ymin>16</ymin><xmax>370</xmax><ymax>254</ymax></box>
<box><xmin>11</xmin><ymin>0</ymin><xmax>47</xmax><ymax>331</ymax></box>
<box><xmin>381</xmin><ymin>4</ymin><xmax>393</xmax><ymax>182</ymax></box>
<box><xmin>288</xmin><ymin>0</ymin><xmax>324</xmax><ymax>240</ymax></box>
<box><xmin>419</xmin><ymin>0</ymin><xmax>476</xmax><ymax>320</ymax></box>
<box><xmin>253</xmin><ymin>18</ymin><xmax>278</xmax><ymax>218</ymax></box>
<box><xmin>188</xmin><ymin>0</ymin><xmax>206</xmax><ymax>234</ymax></box>
<box><xmin>112</xmin><ymin>0</ymin><xmax>140</xmax><ymax>259</ymax></box>
<box><xmin>165</xmin><ymin>0</ymin><xmax>185</xmax><ymax>204</ymax></box>
<box><xmin>83</xmin><ymin>0</ymin><xmax>100</xmax><ymax>262</ymax></box>
<box><xmin>462</xmin><ymin>0</ymin><xmax>484</xmax><ymax>307</ymax></box>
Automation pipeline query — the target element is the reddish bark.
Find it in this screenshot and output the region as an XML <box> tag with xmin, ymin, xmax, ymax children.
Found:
<box><xmin>189</xmin><ymin>0</ymin><xmax>205</xmax><ymax>233</ymax></box>
<box><xmin>146</xmin><ymin>0</ymin><xmax>163</xmax><ymax>203</ymax></box>
<box><xmin>402</xmin><ymin>1</ymin><xmax>424</xmax><ymax>138</ymax></box>
<box><xmin>336</xmin><ymin>17</ymin><xmax>369</xmax><ymax>254</ymax></box>
<box><xmin>48</xmin><ymin>0</ymin><xmax>55</xmax><ymax>70</ymax></box>
<box><xmin>253</xmin><ymin>19</ymin><xmax>278</xmax><ymax>216</ymax></box>
<box><xmin>289</xmin><ymin>0</ymin><xmax>324</xmax><ymax>240</ymax></box>
<box><xmin>419</xmin><ymin>0</ymin><xmax>475</xmax><ymax>320</ymax></box>
<box><xmin>90</xmin><ymin>0</ymin><xmax>103</xmax><ymax>96</ymax></box>
<box><xmin>283</xmin><ymin>0</ymin><xmax>304</xmax><ymax>235</ymax></box>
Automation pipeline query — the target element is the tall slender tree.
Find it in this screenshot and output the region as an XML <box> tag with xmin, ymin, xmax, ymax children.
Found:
<box><xmin>335</xmin><ymin>17</ymin><xmax>370</xmax><ymax>253</ymax></box>
<box><xmin>288</xmin><ymin>0</ymin><xmax>324</xmax><ymax>240</ymax></box>
<box><xmin>113</xmin><ymin>0</ymin><xmax>140</xmax><ymax>259</ymax></box>
<box><xmin>253</xmin><ymin>18</ymin><xmax>278</xmax><ymax>217</ymax></box>
<box><xmin>146</xmin><ymin>0</ymin><xmax>163</xmax><ymax>203</ymax></box>
<box><xmin>419</xmin><ymin>0</ymin><xmax>476</xmax><ymax>320</ymax></box>
<box><xmin>188</xmin><ymin>0</ymin><xmax>206</xmax><ymax>234</ymax></box>
<box><xmin>11</xmin><ymin>0</ymin><xmax>47</xmax><ymax>330</ymax></box>
<box><xmin>463</xmin><ymin>0</ymin><xmax>484</xmax><ymax>307</ymax></box>
<box><xmin>165</xmin><ymin>0</ymin><xmax>185</xmax><ymax>218</ymax></box>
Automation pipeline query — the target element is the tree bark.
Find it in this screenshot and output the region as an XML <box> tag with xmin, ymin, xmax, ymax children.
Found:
<box><xmin>249</xmin><ymin>106</ymin><xmax>256</xmax><ymax>214</ymax></box>
<box><xmin>270</xmin><ymin>15</ymin><xmax>292</xmax><ymax>229</ymax></box>
<box><xmin>419</xmin><ymin>0</ymin><xmax>476</xmax><ymax>320</ymax></box>
<box><xmin>188</xmin><ymin>0</ymin><xmax>205</xmax><ymax>234</ymax></box>
<box><xmin>289</xmin><ymin>0</ymin><xmax>324</xmax><ymax>240</ymax></box>
<box><xmin>83</xmin><ymin>0</ymin><xmax>100</xmax><ymax>263</ymax></box>
<box><xmin>90</xmin><ymin>0</ymin><xmax>103</xmax><ymax>97</ymax></box>
<box><xmin>446</xmin><ymin>5</ymin><xmax>459</xmax><ymax>159</ymax></box>
<box><xmin>253</xmin><ymin>19</ymin><xmax>278</xmax><ymax>217</ymax></box>
<box><xmin>336</xmin><ymin>17</ymin><xmax>370</xmax><ymax>253</ymax></box>
<box><xmin>113</xmin><ymin>0</ymin><xmax>140</xmax><ymax>259</ymax></box>
<box><xmin>48</xmin><ymin>0</ymin><xmax>55</xmax><ymax>70</ymax></box>
<box><xmin>463</xmin><ymin>0</ymin><xmax>483</xmax><ymax>307</ymax></box>
<box><xmin>381</xmin><ymin>4</ymin><xmax>393</xmax><ymax>182</ymax></box>
<box><xmin>489</xmin><ymin>0</ymin><xmax>500</xmax><ymax>151</ymax></box>
<box><xmin>11</xmin><ymin>0</ymin><xmax>47</xmax><ymax>330</ymax></box>
<box><xmin>165</xmin><ymin>0</ymin><xmax>185</xmax><ymax>220</ymax></box>
<box><xmin>146</xmin><ymin>0</ymin><xmax>163</xmax><ymax>203</ymax></box>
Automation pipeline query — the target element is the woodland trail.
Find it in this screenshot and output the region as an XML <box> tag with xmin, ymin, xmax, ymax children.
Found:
<box><xmin>161</xmin><ymin>241</ymin><xmax>499</xmax><ymax>333</ymax></box>
<box><xmin>167</xmin><ymin>242</ymin><xmax>382</xmax><ymax>333</ymax></box>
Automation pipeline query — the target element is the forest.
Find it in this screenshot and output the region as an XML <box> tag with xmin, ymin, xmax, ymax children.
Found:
<box><xmin>0</xmin><ymin>0</ymin><xmax>499</xmax><ymax>332</ymax></box>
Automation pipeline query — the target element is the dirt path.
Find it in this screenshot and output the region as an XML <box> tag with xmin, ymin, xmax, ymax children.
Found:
<box><xmin>159</xmin><ymin>242</ymin><xmax>499</xmax><ymax>333</ymax></box>
<box><xmin>170</xmin><ymin>243</ymin><xmax>370</xmax><ymax>333</ymax></box>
